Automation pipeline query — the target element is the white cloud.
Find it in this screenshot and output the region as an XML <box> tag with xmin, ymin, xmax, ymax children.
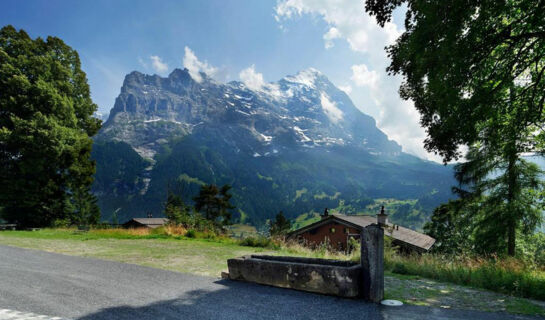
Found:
<box><xmin>182</xmin><ymin>46</ymin><xmax>218</xmax><ymax>83</ymax></box>
<box><xmin>323</xmin><ymin>27</ymin><xmax>341</xmax><ymax>49</ymax></box>
<box><xmin>150</xmin><ymin>55</ymin><xmax>168</xmax><ymax>74</ymax></box>
<box><xmin>338</xmin><ymin>84</ymin><xmax>352</xmax><ymax>94</ymax></box>
<box><xmin>239</xmin><ymin>65</ymin><xmax>283</xmax><ymax>99</ymax></box>
<box><xmin>320</xmin><ymin>92</ymin><xmax>344</xmax><ymax>123</ymax></box>
<box><xmin>351</xmin><ymin>64</ymin><xmax>379</xmax><ymax>90</ymax></box>
<box><xmin>275</xmin><ymin>0</ymin><xmax>439</xmax><ymax>162</ymax></box>
<box><xmin>138</xmin><ymin>57</ymin><xmax>147</xmax><ymax>69</ymax></box>
<box><xmin>239</xmin><ymin>65</ymin><xmax>266</xmax><ymax>91</ymax></box>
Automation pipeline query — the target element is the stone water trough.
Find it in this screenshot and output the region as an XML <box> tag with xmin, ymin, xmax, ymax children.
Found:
<box><xmin>227</xmin><ymin>224</ymin><xmax>384</xmax><ymax>302</ymax></box>
<box><xmin>228</xmin><ymin>255</ymin><xmax>362</xmax><ymax>297</ymax></box>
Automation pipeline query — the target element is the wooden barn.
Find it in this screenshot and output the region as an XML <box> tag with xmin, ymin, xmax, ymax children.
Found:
<box><xmin>287</xmin><ymin>210</ymin><xmax>435</xmax><ymax>253</ymax></box>
<box><xmin>123</xmin><ymin>218</ymin><xmax>168</xmax><ymax>229</ymax></box>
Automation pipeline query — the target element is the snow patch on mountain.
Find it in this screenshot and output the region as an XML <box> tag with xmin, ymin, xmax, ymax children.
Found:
<box><xmin>320</xmin><ymin>92</ymin><xmax>344</xmax><ymax>124</ymax></box>
<box><xmin>293</xmin><ymin>126</ymin><xmax>312</xmax><ymax>143</ymax></box>
<box><xmin>283</xmin><ymin>68</ymin><xmax>322</xmax><ymax>89</ymax></box>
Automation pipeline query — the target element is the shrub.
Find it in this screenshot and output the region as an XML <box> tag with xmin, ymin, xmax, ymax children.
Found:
<box><xmin>392</xmin><ymin>262</ymin><xmax>409</xmax><ymax>275</ymax></box>
<box><xmin>163</xmin><ymin>224</ymin><xmax>187</xmax><ymax>236</ymax></box>
<box><xmin>186</xmin><ymin>229</ymin><xmax>197</xmax><ymax>238</ymax></box>
<box><xmin>239</xmin><ymin>236</ymin><xmax>278</xmax><ymax>249</ymax></box>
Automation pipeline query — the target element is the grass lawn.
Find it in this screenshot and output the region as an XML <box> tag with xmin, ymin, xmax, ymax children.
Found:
<box><xmin>0</xmin><ymin>229</ymin><xmax>276</xmax><ymax>277</ymax></box>
<box><xmin>0</xmin><ymin>229</ymin><xmax>544</xmax><ymax>316</ymax></box>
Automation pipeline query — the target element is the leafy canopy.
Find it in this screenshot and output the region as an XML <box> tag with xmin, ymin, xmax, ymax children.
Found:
<box><xmin>367</xmin><ymin>0</ymin><xmax>545</xmax><ymax>255</ymax></box>
<box><xmin>0</xmin><ymin>25</ymin><xmax>101</xmax><ymax>227</ymax></box>
<box><xmin>269</xmin><ymin>211</ymin><xmax>292</xmax><ymax>236</ymax></box>
<box><xmin>366</xmin><ymin>0</ymin><xmax>545</xmax><ymax>162</ymax></box>
<box><xmin>193</xmin><ymin>184</ymin><xmax>235</xmax><ymax>227</ymax></box>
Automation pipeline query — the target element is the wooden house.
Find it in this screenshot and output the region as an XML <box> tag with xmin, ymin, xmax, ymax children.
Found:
<box><xmin>123</xmin><ymin>218</ymin><xmax>168</xmax><ymax>229</ymax></box>
<box><xmin>287</xmin><ymin>211</ymin><xmax>435</xmax><ymax>253</ymax></box>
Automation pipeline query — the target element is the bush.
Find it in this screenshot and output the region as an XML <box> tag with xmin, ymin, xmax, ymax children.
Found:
<box><xmin>186</xmin><ymin>229</ymin><xmax>197</xmax><ymax>238</ymax></box>
<box><xmin>239</xmin><ymin>236</ymin><xmax>278</xmax><ymax>249</ymax></box>
<box><xmin>392</xmin><ymin>262</ymin><xmax>409</xmax><ymax>275</ymax></box>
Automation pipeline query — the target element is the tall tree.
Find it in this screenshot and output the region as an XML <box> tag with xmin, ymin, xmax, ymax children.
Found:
<box><xmin>424</xmin><ymin>200</ymin><xmax>476</xmax><ymax>254</ymax></box>
<box><xmin>69</xmin><ymin>186</ymin><xmax>101</xmax><ymax>226</ymax></box>
<box><xmin>0</xmin><ymin>26</ymin><xmax>101</xmax><ymax>227</ymax></box>
<box><xmin>193</xmin><ymin>184</ymin><xmax>234</xmax><ymax>227</ymax></box>
<box><xmin>366</xmin><ymin>0</ymin><xmax>545</xmax><ymax>255</ymax></box>
<box><xmin>269</xmin><ymin>211</ymin><xmax>291</xmax><ymax>236</ymax></box>
<box><xmin>164</xmin><ymin>192</ymin><xmax>190</xmax><ymax>225</ymax></box>
<box><xmin>453</xmin><ymin>145</ymin><xmax>544</xmax><ymax>254</ymax></box>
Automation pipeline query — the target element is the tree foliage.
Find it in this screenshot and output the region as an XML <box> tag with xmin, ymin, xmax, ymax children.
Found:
<box><xmin>164</xmin><ymin>192</ymin><xmax>190</xmax><ymax>225</ymax></box>
<box><xmin>193</xmin><ymin>184</ymin><xmax>235</xmax><ymax>227</ymax></box>
<box><xmin>366</xmin><ymin>0</ymin><xmax>545</xmax><ymax>161</ymax></box>
<box><xmin>0</xmin><ymin>25</ymin><xmax>101</xmax><ymax>227</ymax></box>
<box><xmin>425</xmin><ymin>145</ymin><xmax>544</xmax><ymax>255</ymax></box>
<box><xmin>367</xmin><ymin>0</ymin><xmax>545</xmax><ymax>255</ymax></box>
<box><xmin>424</xmin><ymin>200</ymin><xmax>475</xmax><ymax>254</ymax></box>
<box><xmin>269</xmin><ymin>211</ymin><xmax>291</xmax><ymax>236</ymax></box>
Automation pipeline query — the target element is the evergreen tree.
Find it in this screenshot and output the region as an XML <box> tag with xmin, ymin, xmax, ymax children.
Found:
<box><xmin>193</xmin><ymin>184</ymin><xmax>234</xmax><ymax>227</ymax></box>
<box><xmin>424</xmin><ymin>200</ymin><xmax>476</xmax><ymax>254</ymax></box>
<box><xmin>0</xmin><ymin>26</ymin><xmax>101</xmax><ymax>227</ymax></box>
<box><xmin>270</xmin><ymin>211</ymin><xmax>291</xmax><ymax>236</ymax></box>
<box><xmin>455</xmin><ymin>145</ymin><xmax>544</xmax><ymax>254</ymax></box>
<box><xmin>164</xmin><ymin>192</ymin><xmax>189</xmax><ymax>225</ymax></box>
<box><xmin>426</xmin><ymin>145</ymin><xmax>544</xmax><ymax>255</ymax></box>
<box><xmin>218</xmin><ymin>185</ymin><xmax>235</xmax><ymax>226</ymax></box>
<box><xmin>366</xmin><ymin>0</ymin><xmax>545</xmax><ymax>255</ymax></box>
<box><xmin>69</xmin><ymin>185</ymin><xmax>100</xmax><ymax>226</ymax></box>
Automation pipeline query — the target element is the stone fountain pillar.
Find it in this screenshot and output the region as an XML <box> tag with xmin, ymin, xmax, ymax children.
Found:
<box><xmin>360</xmin><ymin>224</ymin><xmax>384</xmax><ymax>302</ymax></box>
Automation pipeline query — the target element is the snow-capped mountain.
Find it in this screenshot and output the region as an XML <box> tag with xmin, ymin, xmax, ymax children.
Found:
<box><xmin>93</xmin><ymin>68</ymin><xmax>454</xmax><ymax>228</ymax></box>
<box><xmin>98</xmin><ymin>68</ymin><xmax>400</xmax><ymax>161</ymax></box>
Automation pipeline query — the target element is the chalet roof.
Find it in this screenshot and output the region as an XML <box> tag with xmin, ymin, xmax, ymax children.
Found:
<box><xmin>288</xmin><ymin>214</ymin><xmax>435</xmax><ymax>252</ymax></box>
<box><xmin>125</xmin><ymin>218</ymin><xmax>168</xmax><ymax>228</ymax></box>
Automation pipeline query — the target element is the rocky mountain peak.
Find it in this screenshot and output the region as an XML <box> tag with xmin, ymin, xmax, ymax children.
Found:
<box><xmin>99</xmin><ymin>68</ymin><xmax>402</xmax><ymax>161</ymax></box>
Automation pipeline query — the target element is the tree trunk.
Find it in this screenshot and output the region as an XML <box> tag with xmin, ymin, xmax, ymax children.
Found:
<box><xmin>507</xmin><ymin>221</ymin><xmax>516</xmax><ymax>256</ymax></box>
<box><xmin>506</xmin><ymin>143</ymin><xmax>517</xmax><ymax>257</ymax></box>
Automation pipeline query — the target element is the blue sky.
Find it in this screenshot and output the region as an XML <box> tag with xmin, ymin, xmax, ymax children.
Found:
<box><xmin>1</xmin><ymin>0</ymin><xmax>436</xmax><ymax>161</ymax></box>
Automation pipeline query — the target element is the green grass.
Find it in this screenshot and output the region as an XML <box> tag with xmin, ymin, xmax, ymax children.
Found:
<box><xmin>294</xmin><ymin>188</ymin><xmax>307</xmax><ymax>201</ymax></box>
<box><xmin>291</xmin><ymin>212</ymin><xmax>320</xmax><ymax>230</ymax></box>
<box><xmin>177</xmin><ymin>173</ymin><xmax>206</xmax><ymax>186</ymax></box>
<box><xmin>226</xmin><ymin>224</ymin><xmax>258</xmax><ymax>238</ymax></box>
<box><xmin>0</xmin><ymin>229</ymin><xmax>268</xmax><ymax>277</ymax></box>
<box><xmin>385</xmin><ymin>250</ymin><xmax>545</xmax><ymax>301</ymax></box>
<box><xmin>313</xmin><ymin>191</ymin><xmax>341</xmax><ymax>200</ymax></box>
<box><xmin>0</xmin><ymin>228</ymin><xmax>349</xmax><ymax>276</ymax></box>
<box><xmin>256</xmin><ymin>172</ymin><xmax>273</xmax><ymax>181</ymax></box>
<box><xmin>506</xmin><ymin>298</ymin><xmax>545</xmax><ymax>315</ymax></box>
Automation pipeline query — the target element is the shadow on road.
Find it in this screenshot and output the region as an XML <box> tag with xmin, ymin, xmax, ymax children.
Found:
<box><xmin>77</xmin><ymin>279</ymin><xmax>383</xmax><ymax>320</ymax></box>
<box><xmin>76</xmin><ymin>279</ymin><xmax>539</xmax><ymax>320</ymax></box>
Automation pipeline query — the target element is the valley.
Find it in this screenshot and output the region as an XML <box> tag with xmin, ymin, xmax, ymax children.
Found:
<box><xmin>92</xmin><ymin>68</ymin><xmax>455</xmax><ymax>228</ymax></box>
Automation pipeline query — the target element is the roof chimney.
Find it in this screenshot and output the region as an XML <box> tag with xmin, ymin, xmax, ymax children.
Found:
<box><xmin>321</xmin><ymin>208</ymin><xmax>329</xmax><ymax>219</ymax></box>
<box><xmin>377</xmin><ymin>206</ymin><xmax>388</xmax><ymax>226</ymax></box>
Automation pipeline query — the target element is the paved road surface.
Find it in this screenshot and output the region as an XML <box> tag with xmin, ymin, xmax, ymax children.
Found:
<box><xmin>0</xmin><ymin>245</ymin><xmax>542</xmax><ymax>320</ymax></box>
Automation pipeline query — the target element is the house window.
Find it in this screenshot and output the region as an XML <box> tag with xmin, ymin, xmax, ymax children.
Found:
<box><xmin>330</xmin><ymin>227</ymin><xmax>335</xmax><ymax>233</ymax></box>
<box><xmin>344</xmin><ymin>227</ymin><xmax>349</xmax><ymax>234</ymax></box>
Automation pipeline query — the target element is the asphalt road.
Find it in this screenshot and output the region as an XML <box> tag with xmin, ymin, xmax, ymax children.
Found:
<box><xmin>0</xmin><ymin>245</ymin><xmax>542</xmax><ymax>320</ymax></box>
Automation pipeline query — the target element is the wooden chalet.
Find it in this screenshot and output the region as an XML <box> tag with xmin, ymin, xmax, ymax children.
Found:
<box><xmin>123</xmin><ymin>218</ymin><xmax>168</xmax><ymax>229</ymax></box>
<box><xmin>287</xmin><ymin>210</ymin><xmax>435</xmax><ymax>253</ymax></box>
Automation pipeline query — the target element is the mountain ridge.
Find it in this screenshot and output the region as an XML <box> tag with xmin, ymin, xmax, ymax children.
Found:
<box><xmin>92</xmin><ymin>67</ymin><xmax>454</xmax><ymax>228</ymax></box>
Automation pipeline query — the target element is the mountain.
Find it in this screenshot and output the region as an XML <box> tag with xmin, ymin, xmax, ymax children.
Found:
<box><xmin>92</xmin><ymin>68</ymin><xmax>455</xmax><ymax>229</ymax></box>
